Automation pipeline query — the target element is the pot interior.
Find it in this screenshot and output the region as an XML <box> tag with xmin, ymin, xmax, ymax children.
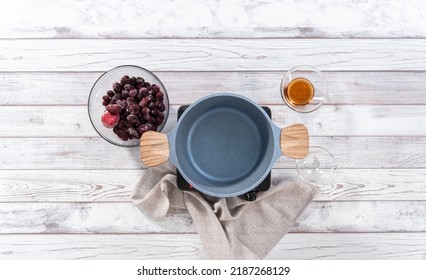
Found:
<box><xmin>174</xmin><ymin>95</ymin><xmax>275</xmax><ymax>196</ymax></box>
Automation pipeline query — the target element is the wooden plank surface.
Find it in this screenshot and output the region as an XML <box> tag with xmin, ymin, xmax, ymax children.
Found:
<box><xmin>2</xmin><ymin>105</ymin><xmax>426</xmax><ymax>137</ymax></box>
<box><xmin>0</xmin><ymin>201</ymin><xmax>425</xmax><ymax>234</ymax></box>
<box><xmin>1</xmin><ymin>233</ymin><xmax>425</xmax><ymax>260</ymax></box>
<box><xmin>1</xmin><ymin>0</ymin><xmax>425</xmax><ymax>39</ymax></box>
<box><xmin>2</xmin><ymin>71</ymin><xmax>426</xmax><ymax>106</ymax></box>
<box><xmin>1</xmin><ymin>169</ymin><xmax>426</xmax><ymax>202</ymax></box>
<box><xmin>1</xmin><ymin>137</ymin><xmax>425</xmax><ymax>169</ymax></box>
<box><xmin>1</xmin><ymin>39</ymin><xmax>426</xmax><ymax>71</ymax></box>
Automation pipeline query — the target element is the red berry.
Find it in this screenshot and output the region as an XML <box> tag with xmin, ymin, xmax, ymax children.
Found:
<box><xmin>101</xmin><ymin>111</ymin><xmax>120</xmax><ymax>128</ymax></box>
<box><xmin>106</xmin><ymin>104</ymin><xmax>121</xmax><ymax>115</ymax></box>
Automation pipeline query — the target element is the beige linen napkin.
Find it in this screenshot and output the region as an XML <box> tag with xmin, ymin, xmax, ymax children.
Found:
<box><xmin>132</xmin><ymin>163</ymin><xmax>316</xmax><ymax>259</ymax></box>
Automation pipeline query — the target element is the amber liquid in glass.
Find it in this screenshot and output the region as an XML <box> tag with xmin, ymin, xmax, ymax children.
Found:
<box><xmin>284</xmin><ymin>77</ymin><xmax>315</xmax><ymax>106</ymax></box>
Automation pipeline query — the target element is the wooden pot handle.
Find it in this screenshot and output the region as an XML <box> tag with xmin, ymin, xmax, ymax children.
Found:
<box><xmin>280</xmin><ymin>124</ymin><xmax>309</xmax><ymax>159</ymax></box>
<box><xmin>140</xmin><ymin>131</ymin><xmax>170</xmax><ymax>167</ymax></box>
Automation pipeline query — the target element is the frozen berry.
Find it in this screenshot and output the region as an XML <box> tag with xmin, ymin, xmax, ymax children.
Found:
<box><xmin>107</xmin><ymin>90</ymin><xmax>115</xmax><ymax>97</ymax></box>
<box><xmin>121</xmin><ymin>91</ymin><xmax>129</xmax><ymax>99</ymax></box>
<box><xmin>129</xmin><ymin>104</ymin><xmax>140</xmax><ymax>114</ymax></box>
<box><xmin>127</xmin><ymin>127</ymin><xmax>140</xmax><ymax>139</ymax></box>
<box><xmin>139</xmin><ymin>98</ymin><xmax>148</xmax><ymax>108</ymax></box>
<box><xmin>141</xmin><ymin>107</ymin><xmax>150</xmax><ymax>115</ymax></box>
<box><xmin>155</xmin><ymin>117</ymin><xmax>164</xmax><ymax>126</ymax></box>
<box><xmin>151</xmin><ymin>108</ymin><xmax>159</xmax><ymax>116</ymax></box>
<box><xmin>155</xmin><ymin>101</ymin><xmax>162</xmax><ymax>108</ymax></box>
<box><xmin>102</xmin><ymin>95</ymin><xmax>111</xmax><ymax>102</ymax></box>
<box><xmin>128</xmin><ymin>88</ymin><xmax>137</xmax><ymax>97</ymax></box>
<box><xmin>130</xmin><ymin>77</ymin><xmax>137</xmax><ymax>85</ymax></box>
<box><xmin>106</xmin><ymin>104</ymin><xmax>121</xmax><ymax>115</ymax></box>
<box><xmin>139</xmin><ymin>87</ymin><xmax>149</xmax><ymax>97</ymax></box>
<box><xmin>148</xmin><ymin>102</ymin><xmax>156</xmax><ymax>109</ymax></box>
<box><xmin>136</xmin><ymin>77</ymin><xmax>145</xmax><ymax>84</ymax></box>
<box><xmin>102</xmin><ymin>100</ymin><xmax>109</xmax><ymax>106</ymax></box>
<box><xmin>121</xmin><ymin>75</ymin><xmax>131</xmax><ymax>85</ymax></box>
<box><xmin>123</xmin><ymin>83</ymin><xmax>133</xmax><ymax>92</ymax></box>
<box><xmin>127</xmin><ymin>114</ymin><xmax>138</xmax><ymax>123</ymax></box>
<box><xmin>146</xmin><ymin>95</ymin><xmax>153</xmax><ymax>103</ymax></box>
<box><xmin>159</xmin><ymin>103</ymin><xmax>166</xmax><ymax>112</ymax></box>
<box><xmin>112</xmin><ymin>82</ymin><xmax>122</xmax><ymax>93</ymax></box>
<box><xmin>101</xmin><ymin>111</ymin><xmax>120</xmax><ymax>128</ymax></box>
<box><xmin>151</xmin><ymin>85</ymin><xmax>160</xmax><ymax>93</ymax></box>
<box><xmin>138</xmin><ymin>125</ymin><xmax>148</xmax><ymax>135</ymax></box>
<box><xmin>156</xmin><ymin>91</ymin><xmax>164</xmax><ymax>101</ymax></box>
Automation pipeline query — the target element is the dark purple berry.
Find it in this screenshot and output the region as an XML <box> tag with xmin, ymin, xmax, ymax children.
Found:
<box><xmin>155</xmin><ymin>101</ymin><xmax>162</xmax><ymax>108</ymax></box>
<box><xmin>156</xmin><ymin>91</ymin><xmax>164</xmax><ymax>101</ymax></box>
<box><xmin>128</xmin><ymin>88</ymin><xmax>137</xmax><ymax>97</ymax></box>
<box><xmin>107</xmin><ymin>90</ymin><xmax>115</xmax><ymax>97</ymax></box>
<box><xmin>136</xmin><ymin>77</ymin><xmax>145</xmax><ymax>84</ymax></box>
<box><xmin>106</xmin><ymin>104</ymin><xmax>121</xmax><ymax>115</ymax></box>
<box><xmin>123</xmin><ymin>84</ymin><xmax>133</xmax><ymax>92</ymax></box>
<box><xmin>130</xmin><ymin>77</ymin><xmax>137</xmax><ymax>85</ymax></box>
<box><xmin>151</xmin><ymin>85</ymin><xmax>160</xmax><ymax>93</ymax></box>
<box><xmin>159</xmin><ymin>103</ymin><xmax>166</xmax><ymax>112</ymax></box>
<box><xmin>127</xmin><ymin>114</ymin><xmax>138</xmax><ymax>123</ymax></box>
<box><xmin>148</xmin><ymin>102</ymin><xmax>156</xmax><ymax>109</ymax></box>
<box><xmin>138</xmin><ymin>125</ymin><xmax>148</xmax><ymax>135</ymax></box>
<box><xmin>127</xmin><ymin>96</ymin><xmax>135</xmax><ymax>104</ymax></box>
<box><xmin>129</xmin><ymin>104</ymin><xmax>140</xmax><ymax>114</ymax></box>
<box><xmin>139</xmin><ymin>98</ymin><xmax>148</xmax><ymax>108</ymax></box>
<box><xmin>115</xmin><ymin>93</ymin><xmax>122</xmax><ymax>100</ymax></box>
<box><xmin>155</xmin><ymin>117</ymin><xmax>164</xmax><ymax>126</ymax></box>
<box><xmin>146</xmin><ymin>95</ymin><xmax>153</xmax><ymax>102</ymax></box>
<box><xmin>141</xmin><ymin>107</ymin><xmax>150</xmax><ymax>115</ymax></box>
<box><xmin>121</xmin><ymin>75</ymin><xmax>131</xmax><ymax>85</ymax></box>
<box><xmin>110</xmin><ymin>95</ymin><xmax>117</xmax><ymax>104</ymax></box>
<box><xmin>151</xmin><ymin>108</ymin><xmax>159</xmax><ymax>116</ymax></box>
<box><xmin>112</xmin><ymin>82</ymin><xmax>122</xmax><ymax>93</ymax></box>
<box><xmin>121</xmin><ymin>91</ymin><xmax>129</xmax><ymax>99</ymax></box>
<box><xmin>139</xmin><ymin>87</ymin><xmax>149</xmax><ymax>97</ymax></box>
<box><xmin>102</xmin><ymin>100</ymin><xmax>109</xmax><ymax>106</ymax></box>
<box><xmin>127</xmin><ymin>127</ymin><xmax>140</xmax><ymax>139</ymax></box>
<box><xmin>102</xmin><ymin>95</ymin><xmax>111</xmax><ymax>102</ymax></box>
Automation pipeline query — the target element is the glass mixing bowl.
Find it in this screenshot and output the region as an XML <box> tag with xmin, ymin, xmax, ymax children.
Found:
<box><xmin>88</xmin><ymin>65</ymin><xmax>169</xmax><ymax>147</ymax></box>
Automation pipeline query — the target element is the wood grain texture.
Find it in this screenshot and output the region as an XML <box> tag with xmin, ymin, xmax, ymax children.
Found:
<box><xmin>2</xmin><ymin>72</ymin><xmax>426</xmax><ymax>106</ymax></box>
<box><xmin>1</xmin><ymin>0</ymin><xmax>425</xmax><ymax>39</ymax></box>
<box><xmin>140</xmin><ymin>131</ymin><xmax>170</xmax><ymax>167</ymax></box>
<box><xmin>0</xmin><ymin>201</ymin><xmax>425</xmax><ymax>233</ymax></box>
<box><xmin>1</xmin><ymin>39</ymin><xmax>426</xmax><ymax>71</ymax></box>
<box><xmin>1</xmin><ymin>169</ymin><xmax>426</xmax><ymax>202</ymax></box>
<box><xmin>280</xmin><ymin>124</ymin><xmax>309</xmax><ymax>159</ymax></box>
<box><xmin>1</xmin><ymin>137</ymin><xmax>426</xmax><ymax>169</ymax></box>
<box><xmin>3</xmin><ymin>105</ymin><xmax>426</xmax><ymax>137</ymax></box>
<box><xmin>1</xmin><ymin>233</ymin><xmax>425</xmax><ymax>260</ymax></box>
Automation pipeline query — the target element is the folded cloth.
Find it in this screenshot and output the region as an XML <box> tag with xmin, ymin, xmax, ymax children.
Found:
<box><xmin>132</xmin><ymin>162</ymin><xmax>316</xmax><ymax>259</ymax></box>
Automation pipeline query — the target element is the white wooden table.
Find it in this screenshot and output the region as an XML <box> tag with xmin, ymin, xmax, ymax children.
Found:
<box><xmin>1</xmin><ymin>0</ymin><xmax>426</xmax><ymax>259</ymax></box>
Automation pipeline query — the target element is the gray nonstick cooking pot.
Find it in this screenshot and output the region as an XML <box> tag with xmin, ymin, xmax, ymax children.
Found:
<box><xmin>140</xmin><ymin>93</ymin><xmax>309</xmax><ymax>197</ymax></box>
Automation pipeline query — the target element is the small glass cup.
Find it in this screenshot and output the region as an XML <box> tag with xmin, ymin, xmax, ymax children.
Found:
<box><xmin>280</xmin><ymin>65</ymin><xmax>327</xmax><ymax>113</ymax></box>
<box><xmin>296</xmin><ymin>146</ymin><xmax>337</xmax><ymax>188</ymax></box>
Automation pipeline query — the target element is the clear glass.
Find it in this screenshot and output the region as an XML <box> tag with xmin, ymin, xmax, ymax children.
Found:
<box><xmin>296</xmin><ymin>146</ymin><xmax>337</xmax><ymax>187</ymax></box>
<box><xmin>88</xmin><ymin>65</ymin><xmax>169</xmax><ymax>147</ymax></box>
<box><xmin>280</xmin><ymin>65</ymin><xmax>327</xmax><ymax>113</ymax></box>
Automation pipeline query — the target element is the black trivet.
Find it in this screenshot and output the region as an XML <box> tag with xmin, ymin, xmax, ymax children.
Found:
<box><xmin>176</xmin><ymin>105</ymin><xmax>272</xmax><ymax>201</ymax></box>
